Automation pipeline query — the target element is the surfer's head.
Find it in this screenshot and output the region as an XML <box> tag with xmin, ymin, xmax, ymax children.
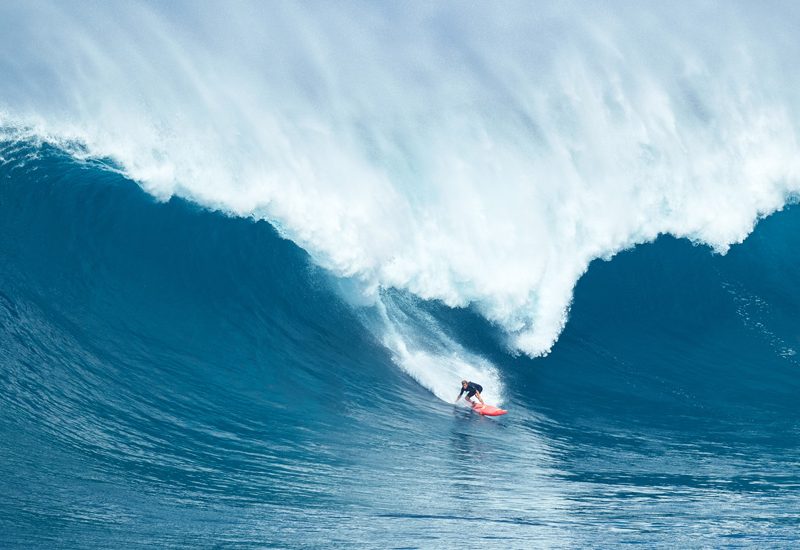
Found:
<box><xmin>461</xmin><ymin>379</ymin><xmax>468</xmax><ymax>387</ymax></box>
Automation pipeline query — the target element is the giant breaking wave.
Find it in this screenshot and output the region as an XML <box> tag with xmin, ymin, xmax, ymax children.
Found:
<box><xmin>2</xmin><ymin>0</ymin><xmax>800</xmax><ymax>363</ymax></box>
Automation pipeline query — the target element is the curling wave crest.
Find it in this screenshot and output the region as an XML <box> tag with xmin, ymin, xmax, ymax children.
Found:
<box><xmin>2</xmin><ymin>1</ymin><xmax>800</xmax><ymax>355</ymax></box>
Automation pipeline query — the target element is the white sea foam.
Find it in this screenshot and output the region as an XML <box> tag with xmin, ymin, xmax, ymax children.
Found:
<box><xmin>367</xmin><ymin>291</ymin><xmax>504</xmax><ymax>404</ymax></box>
<box><xmin>2</xmin><ymin>1</ymin><xmax>800</xmax><ymax>366</ymax></box>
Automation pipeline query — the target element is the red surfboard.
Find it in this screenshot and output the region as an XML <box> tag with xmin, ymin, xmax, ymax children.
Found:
<box><xmin>471</xmin><ymin>402</ymin><xmax>507</xmax><ymax>416</ymax></box>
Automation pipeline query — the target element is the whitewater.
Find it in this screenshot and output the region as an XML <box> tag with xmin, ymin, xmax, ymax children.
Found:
<box><xmin>4</xmin><ymin>1</ymin><xmax>800</xmax><ymax>363</ymax></box>
<box><xmin>2</xmin><ymin>2</ymin><xmax>800</xmax><ymax>547</ymax></box>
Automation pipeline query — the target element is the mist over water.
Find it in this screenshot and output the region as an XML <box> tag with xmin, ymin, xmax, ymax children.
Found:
<box><xmin>3</xmin><ymin>2</ymin><xmax>800</xmax><ymax>547</ymax></box>
<box><xmin>3</xmin><ymin>1</ymin><xmax>800</xmax><ymax>356</ymax></box>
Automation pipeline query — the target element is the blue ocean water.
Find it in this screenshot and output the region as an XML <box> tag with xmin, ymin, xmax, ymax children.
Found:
<box><xmin>2</xmin><ymin>139</ymin><xmax>799</xmax><ymax>548</ymax></box>
<box><xmin>4</xmin><ymin>2</ymin><xmax>800</xmax><ymax>547</ymax></box>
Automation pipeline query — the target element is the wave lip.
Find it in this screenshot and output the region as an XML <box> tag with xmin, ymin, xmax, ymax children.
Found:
<box><xmin>3</xmin><ymin>2</ymin><xmax>800</xmax><ymax>358</ymax></box>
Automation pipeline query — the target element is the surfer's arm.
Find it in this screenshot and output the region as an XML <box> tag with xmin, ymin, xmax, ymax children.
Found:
<box><xmin>455</xmin><ymin>389</ymin><xmax>464</xmax><ymax>403</ymax></box>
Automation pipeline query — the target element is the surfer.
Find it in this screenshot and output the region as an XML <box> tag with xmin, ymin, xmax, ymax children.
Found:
<box><xmin>456</xmin><ymin>380</ymin><xmax>485</xmax><ymax>407</ymax></box>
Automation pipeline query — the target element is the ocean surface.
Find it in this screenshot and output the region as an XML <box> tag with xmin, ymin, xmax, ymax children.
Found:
<box><xmin>2</xmin><ymin>2</ymin><xmax>800</xmax><ymax>548</ymax></box>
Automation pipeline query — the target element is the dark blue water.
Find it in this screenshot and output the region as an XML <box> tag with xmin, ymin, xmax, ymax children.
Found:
<box><xmin>2</xmin><ymin>140</ymin><xmax>799</xmax><ymax>548</ymax></box>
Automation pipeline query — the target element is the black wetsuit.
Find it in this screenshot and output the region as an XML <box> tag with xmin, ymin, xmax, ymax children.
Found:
<box><xmin>459</xmin><ymin>382</ymin><xmax>483</xmax><ymax>399</ymax></box>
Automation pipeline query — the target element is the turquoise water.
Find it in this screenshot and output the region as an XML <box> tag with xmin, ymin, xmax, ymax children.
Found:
<box><xmin>1</xmin><ymin>141</ymin><xmax>799</xmax><ymax>547</ymax></box>
<box><xmin>4</xmin><ymin>2</ymin><xmax>800</xmax><ymax>546</ymax></box>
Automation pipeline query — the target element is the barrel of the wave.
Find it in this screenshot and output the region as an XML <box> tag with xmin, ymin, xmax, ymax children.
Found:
<box><xmin>471</xmin><ymin>402</ymin><xmax>507</xmax><ymax>416</ymax></box>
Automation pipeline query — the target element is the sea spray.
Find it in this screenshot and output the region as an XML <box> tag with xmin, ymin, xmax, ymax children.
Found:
<box><xmin>2</xmin><ymin>1</ymin><xmax>800</xmax><ymax>356</ymax></box>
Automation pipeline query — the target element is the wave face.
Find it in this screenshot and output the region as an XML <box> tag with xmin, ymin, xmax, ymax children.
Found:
<box><xmin>2</xmin><ymin>140</ymin><xmax>800</xmax><ymax>547</ymax></box>
<box><xmin>3</xmin><ymin>2</ymin><xmax>800</xmax><ymax>546</ymax></box>
<box><xmin>3</xmin><ymin>1</ymin><xmax>800</xmax><ymax>355</ymax></box>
